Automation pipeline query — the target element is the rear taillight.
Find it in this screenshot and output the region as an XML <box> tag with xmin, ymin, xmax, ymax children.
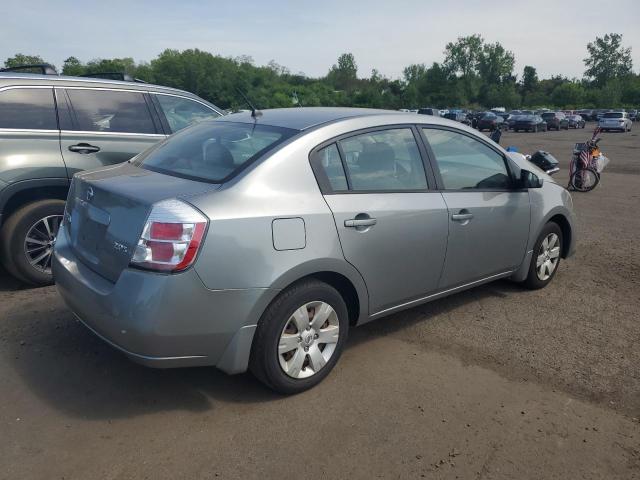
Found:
<box><xmin>131</xmin><ymin>199</ymin><xmax>208</xmax><ymax>272</ymax></box>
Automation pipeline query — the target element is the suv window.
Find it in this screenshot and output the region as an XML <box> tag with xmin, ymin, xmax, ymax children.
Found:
<box><xmin>0</xmin><ymin>88</ymin><xmax>57</xmax><ymax>130</ymax></box>
<box><xmin>339</xmin><ymin>128</ymin><xmax>427</xmax><ymax>191</ymax></box>
<box><xmin>155</xmin><ymin>94</ymin><xmax>221</xmax><ymax>132</ymax></box>
<box><xmin>316</xmin><ymin>144</ymin><xmax>348</xmax><ymax>191</ymax></box>
<box><xmin>66</xmin><ymin>89</ymin><xmax>156</xmax><ymax>134</ymax></box>
<box><xmin>423</xmin><ymin>128</ymin><xmax>511</xmax><ymax>190</ymax></box>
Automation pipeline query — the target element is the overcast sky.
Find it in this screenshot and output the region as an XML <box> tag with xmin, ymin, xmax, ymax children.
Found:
<box><xmin>2</xmin><ymin>0</ymin><xmax>638</xmax><ymax>80</ymax></box>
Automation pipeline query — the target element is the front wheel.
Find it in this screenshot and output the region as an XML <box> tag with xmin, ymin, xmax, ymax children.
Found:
<box><xmin>0</xmin><ymin>199</ymin><xmax>65</xmax><ymax>286</ymax></box>
<box><xmin>250</xmin><ymin>280</ymin><xmax>349</xmax><ymax>394</ymax></box>
<box><xmin>570</xmin><ymin>168</ymin><xmax>600</xmax><ymax>192</ymax></box>
<box><xmin>523</xmin><ymin>223</ymin><xmax>563</xmax><ymax>289</ymax></box>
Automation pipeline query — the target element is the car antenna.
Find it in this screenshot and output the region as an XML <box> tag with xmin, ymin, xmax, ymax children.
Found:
<box><xmin>235</xmin><ymin>88</ymin><xmax>262</xmax><ymax>118</ymax></box>
<box><xmin>292</xmin><ymin>91</ymin><xmax>304</xmax><ymax>107</ymax></box>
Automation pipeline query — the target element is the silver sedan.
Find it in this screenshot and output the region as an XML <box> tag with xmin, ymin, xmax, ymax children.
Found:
<box><xmin>53</xmin><ymin>108</ymin><xmax>576</xmax><ymax>393</ymax></box>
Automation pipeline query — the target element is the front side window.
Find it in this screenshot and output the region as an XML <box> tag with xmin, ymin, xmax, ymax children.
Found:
<box><xmin>423</xmin><ymin>128</ymin><xmax>511</xmax><ymax>190</ymax></box>
<box><xmin>135</xmin><ymin>121</ymin><xmax>296</xmax><ymax>183</ymax></box>
<box><xmin>155</xmin><ymin>95</ymin><xmax>221</xmax><ymax>132</ymax></box>
<box><xmin>0</xmin><ymin>88</ymin><xmax>57</xmax><ymax>130</ymax></box>
<box><xmin>338</xmin><ymin>128</ymin><xmax>427</xmax><ymax>191</ymax></box>
<box><xmin>66</xmin><ymin>89</ymin><xmax>156</xmax><ymax>134</ymax></box>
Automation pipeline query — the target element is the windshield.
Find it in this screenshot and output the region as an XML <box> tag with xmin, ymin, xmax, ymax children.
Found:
<box><xmin>134</xmin><ymin>121</ymin><xmax>297</xmax><ymax>183</ymax></box>
<box><xmin>603</xmin><ymin>112</ymin><xmax>623</xmax><ymax>119</ymax></box>
<box><xmin>482</xmin><ymin>113</ymin><xmax>496</xmax><ymax>119</ymax></box>
<box><xmin>541</xmin><ymin>113</ymin><xmax>555</xmax><ymax>119</ymax></box>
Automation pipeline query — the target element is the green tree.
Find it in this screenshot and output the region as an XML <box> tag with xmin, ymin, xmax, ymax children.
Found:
<box><xmin>4</xmin><ymin>53</ymin><xmax>49</xmax><ymax>69</ymax></box>
<box><xmin>521</xmin><ymin>66</ymin><xmax>538</xmax><ymax>93</ymax></box>
<box><xmin>478</xmin><ymin>42</ymin><xmax>515</xmax><ymax>85</ymax></box>
<box><xmin>327</xmin><ymin>53</ymin><xmax>358</xmax><ymax>92</ymax></box>
<box><xmin>61</xmin><ymin>56</ymin><xmax>85</xmax><ymax>76</ymax></box>
<box><xmin>443</xmin><ymin>34</ymin><xmax>483</xmax><ymax>77</ymax></box>
<box><xmin>551</xmin><ymin>82</ymin><xmax>585</xmax><ymax>108</ymax></box>
<box><xmin>584</xmin><ymin>33</ymin><xmax>632</xmax><ymax>87</ymax></box>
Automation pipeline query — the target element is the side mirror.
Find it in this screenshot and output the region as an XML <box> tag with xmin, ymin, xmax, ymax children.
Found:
<box><xmin>520</xmin><ymin>169</ymin><xmax>543</xmax><ymax>188</ymax></box>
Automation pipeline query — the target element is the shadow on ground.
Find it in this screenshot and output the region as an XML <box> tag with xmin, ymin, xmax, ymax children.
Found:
<box><xmin>1</xmin><ymin>273</ymin><xmax>522</xmax><ymax>421</ymax></box>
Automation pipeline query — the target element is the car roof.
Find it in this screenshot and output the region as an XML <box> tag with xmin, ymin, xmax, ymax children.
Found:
<box><xmin>217</xmin><ymin>107</ymin><xmax>415</xmax><ymax>131</ymax></box>
<box><xmin>0</xmin><ymin>72</ymin><xmax>198</xmax><ymax>97</ymax></box>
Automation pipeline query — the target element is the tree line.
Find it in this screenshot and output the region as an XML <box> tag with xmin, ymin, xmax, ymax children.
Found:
<box><xmin>4</xmin><ymin>33</ymin><xmax>638</xmax><ymax>111</ymax></box>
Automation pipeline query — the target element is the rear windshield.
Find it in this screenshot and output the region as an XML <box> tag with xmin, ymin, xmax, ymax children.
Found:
<box><xmin>134</xmin><ymin>121</ymin><xmax>297</xmax><ymax>183</ymax></box>
<box><xmin>541</xmin><ymin>113</ymin><xmax>555</xmax><ymax>119</ymax></box>
<box><xmin>603</xmin><ymin>112</ymin><xmax>623</xmax><ymax>118</ymax></box>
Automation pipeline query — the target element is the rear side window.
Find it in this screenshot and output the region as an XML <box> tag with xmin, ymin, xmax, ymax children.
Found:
<box><xmin>338</xmin><ymin>128</ymin><xmax>427</xmax><ymax>192</ymax></box>
<box><xmin>0</xmin><ymin>88</ymin><xmax>57</xmax><ymax>130</ymax></box>
<box><xmin>135</xmin><ymin>121</ymin><xmax>296</xmax><ymax>183</ymax></box>
<box><xmin>66</xmin><ymin>89</ymin><xmax>156</xmax><ymax>134</ymax></box>
<box><xmin>155</xmin><ymin>94</ymin><xmax>221</xmax><ymax>133</ymax></box>
<box><xmin>315</xmin><ymin>144</ymin><xmax>348</xmax><ymax>191</ymax></box>
<box><xmin>423</xmin><ymin>128</ymin><xmax>511</xmax><ymax>190</ymax></box>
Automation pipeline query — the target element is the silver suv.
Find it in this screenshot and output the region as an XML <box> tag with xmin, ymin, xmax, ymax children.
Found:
<box><xmin>0</xmin><ymin>72</ymin><xmax>223</xmax><ymax>285</ymax></box>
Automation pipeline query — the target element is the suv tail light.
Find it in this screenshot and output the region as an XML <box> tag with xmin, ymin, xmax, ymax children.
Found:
<box><xmin>131</xmin><ymin>199</ymin><xmax>208</xmax><ymax>272</ymax></box>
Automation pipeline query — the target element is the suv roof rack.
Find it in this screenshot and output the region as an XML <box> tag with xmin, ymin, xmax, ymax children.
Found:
<box><xmin>0</xmin><ymin>63</ymin><xmax>58</xmax><ymax>75</ymax></box>
<box><xmin>79</xmin><ymin>72</ymin><xmax>147</xmax><ymax>83</ymax></box>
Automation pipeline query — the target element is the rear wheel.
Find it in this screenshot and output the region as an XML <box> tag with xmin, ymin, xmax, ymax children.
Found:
<box><xmin>523</xmin><ymin>223</ymin><xmax>563</xmax><ymax>289</ymax></box>
<box><xmin>0</xmin><ymin>199</ymin><xmax>65</xmax><ymax>286</ymax></box>
<box><xmin>250</xmin><ymin>280</ymin><xmax>349</xmax><ymax>394</ymax></box>
<box><xmin>570</xmin><ymin>168</ymin><xmax>599</xmax><ymax>192</ymax></box>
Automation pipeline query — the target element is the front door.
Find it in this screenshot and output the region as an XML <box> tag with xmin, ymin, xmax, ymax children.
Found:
<box><xmin>421</xmin><ymin>127</ymin><xmax>530</xmax><ymax>289</ymax></box>
<box><xmin>312</xmin><ymin>128</ymin><xmax>449</xmax><ymax>315</ymax></box>
<box><xmin>56</xmin><ymin>88</ymin><xmax>165</xmax><ymax>177</ymax></box>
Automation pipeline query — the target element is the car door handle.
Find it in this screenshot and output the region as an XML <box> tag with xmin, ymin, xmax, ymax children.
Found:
<box><xmin>69</xmin><ymin>143</ymin><xmax>100</xmax><ymax>154</ymax></box>
<box><xmin>451</xmin><ymin>212</ymin><xmax>474</xmax><ymax>222</ymax></box>
<box><xmin>344</xmin><ymin>218</ymin><xmax>377</xmax><ymax>228</ymax></box>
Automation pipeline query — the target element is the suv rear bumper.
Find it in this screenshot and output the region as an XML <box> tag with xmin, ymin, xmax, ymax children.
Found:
<box><xmin>53</xmin><ymin>226</ymin><xmax>278</xmax><ymax>373</ymax></box>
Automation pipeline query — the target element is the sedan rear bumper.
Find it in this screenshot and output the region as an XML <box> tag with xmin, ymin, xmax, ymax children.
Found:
<box><xmin>53</xmin><ymin>226</ymin><xmax>278</xmax><ymax>373</ymax></box>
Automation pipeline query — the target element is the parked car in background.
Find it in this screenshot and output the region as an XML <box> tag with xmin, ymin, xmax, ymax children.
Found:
<box><xmin>444</xmin><ymin>112</ymin><xmax>471</xmax><ymax>125</ymax></box>
<box><xmin>628</xmin><ymin>109</ymin><xmax>637</xmax><ymax>121</ymax></box>
<box><xmin>417</xmin><ymin>108</ymin><xmax>440</xmax><ymax>116</ymax></box>
<box><xmin>512</xmin><ymin>114</ymin><xmax>548</xmax><ymax>132</ymax></box>
<box><xmin>599</xmin><ymin>111</ymin><xmax>633</xmax><ymax>132</ymax></box>
<box><xmin>576</xmin><ymin>109</ymin><xmax>595</xmax><ymax>121</ymax></box>
<box><xmin>477</xmin><ymin>112</ymin><xmax>507</xmax><ymax>131</ymax></box>
<box><xmin>567</xmin><ymin>115</ymin><xmax>586</xmax><ymax>129</ymax></box>
<box><xmin>52</xmin><ymin>107</ymin><xmax>576</xmax><ymax>394</ymax></box>
<box><xmin>595</xmin><ymin>109</ymin><xmax>611</xmax><ymax>121</ymax></box>
<box><xmin>541</xmin><ymin>112</ymin><xmax>569</xmax><ymax>131</ymax></box>
<box><xmin>0</xmin><ymin>70</ymin><xmax>224</xmax><ymax>285</ymax></box>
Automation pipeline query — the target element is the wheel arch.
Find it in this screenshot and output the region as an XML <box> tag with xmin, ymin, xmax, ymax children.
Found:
<box><xmin>268</xmin><ymin>260</ymin><xmax>369</xmax><ymax>326</ymax></box>
<box><xmin>0</xmin><ymin>178</ymin><xmax>69</xmax><ymax>227</ymax></box>
<box><xmin>547</xmin><ymin>213</ymin><xmax>572</xmax><ymax>259</ymax></box>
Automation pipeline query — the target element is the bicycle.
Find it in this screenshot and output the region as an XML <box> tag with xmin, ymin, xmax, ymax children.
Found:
<box><xmin>569</xmin><ymin>128</ymin><xmax>608</xmax><ymax>192</ymax></box>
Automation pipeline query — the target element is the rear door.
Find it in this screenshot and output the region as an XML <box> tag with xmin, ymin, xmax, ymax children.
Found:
<box><xmin>57</xmin><ymin>87</ymin><xmax>165</xmax><ymax>177</ymax></box>
<box><xmin>421</xmin><ymin>127</ymin><xmax>530</xmax><ymax>289</ymax></box>
<box><xmin>0</xmin><ymin>86</ymin><xmax>67</xmax><ymax>185</ymax></box>
<box><xmin>311</xmin><ymin>127</ymin><xmax>449</xmax><ymax>315</ymax></box>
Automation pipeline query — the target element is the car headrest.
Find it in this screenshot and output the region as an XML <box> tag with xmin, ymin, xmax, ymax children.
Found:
<box><xmin>358</xmin><ymin>142</ymin><xmax>395</xmax><ymax>174</ymax></box>
<box><xmin>204</xmin><ymin>142</ymin><xmax>234</xmax><ymax>169</ymax></box>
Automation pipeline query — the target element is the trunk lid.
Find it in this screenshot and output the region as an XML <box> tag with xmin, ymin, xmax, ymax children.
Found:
<box><xmin>65</xmin><ymin>163</ymin><xmax>218</xmax><ymax>282</ymax></box>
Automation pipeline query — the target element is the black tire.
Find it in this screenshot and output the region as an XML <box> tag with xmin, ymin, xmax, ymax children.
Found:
<box><xmin>570</xmin><ymin>168</ymin><xmax>600</xmax><ymax>192</ymax></box>
<box><xmin>250</xmin><ymin>279</ymin><xmax>349</xmax><ymax>394</ymax></box>
<box><xmin>523</xmin><ymin>222</ymin><xmax>563</xmax><ymax>290</ymax></box>
<box><xmin>0</xmin><ymin>199</ymin><xmax>65</xmax><ymax>286</ymax></box>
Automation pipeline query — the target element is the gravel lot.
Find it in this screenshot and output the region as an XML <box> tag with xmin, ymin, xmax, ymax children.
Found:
<box><xmin>1</xmin><ymin>125</ymin><xmax>639</xmax><ymax>479</ymax></box>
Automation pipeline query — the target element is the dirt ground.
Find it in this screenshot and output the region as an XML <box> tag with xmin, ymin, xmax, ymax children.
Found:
<box><xmin>1</xmin><ymin>125</ymin><xmax>639</xmax><ymax>479</ymax></box>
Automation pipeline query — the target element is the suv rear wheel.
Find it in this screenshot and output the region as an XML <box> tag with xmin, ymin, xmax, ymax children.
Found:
<box><xmin>0</xmin><ymin>199</ymin><xmax>65</xmax><ymax>286</ymax></box>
